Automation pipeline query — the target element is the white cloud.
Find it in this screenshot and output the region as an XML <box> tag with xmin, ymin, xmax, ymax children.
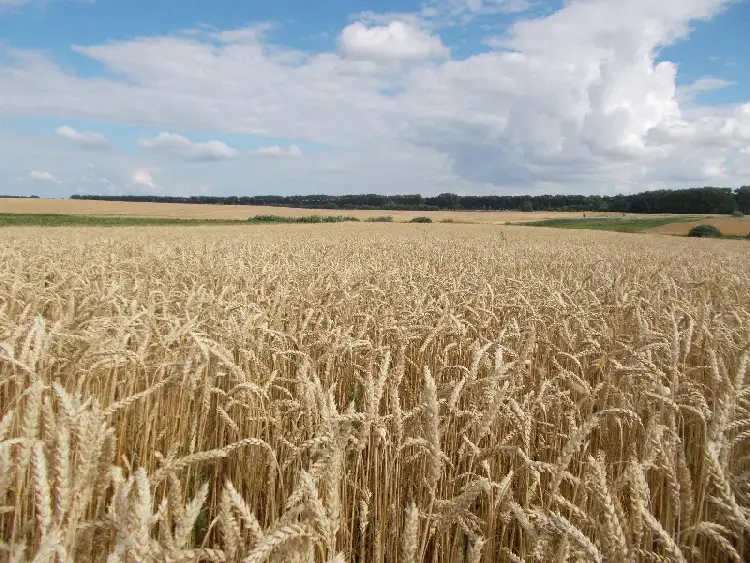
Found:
<box><xmin>0</xmin><ymin>0</ymin><xmax>747</xmax><ymax>196</ymax></box>
<box><xmin>423</xmin><ymin>0</ymin><xmax>532</xmax><ymax>23</ymax></box>
<box><xmin>55</xmin><ymin>125</ymin><xmax>110</xmax><ymax>149</ymax></box>
<box><xmin>339</xmin><ymin>21</ymin><xmax>449</xmax><ymax>61</ymax></box>
<box><xmin>401</xmin><ymin>0</ymin><xmax>744</xmax><ymax>186</ymax></box>
<box><xmin>352</xmin><ymin>11</ymin><xmax>433</xmax><ymax>29</ymax></box>
<box><xmin>132</xmin><ymin>168</ymin><xmax>156</xmax><ymax>190</ymax></box>
<box><xmin>255</xmin><ymin>144</ymin><xmax>303</xmax><ymax>157</ymax></box>
<box><xmin>676</xmin><ymin>76</ymin><xmax>734</xmax><ymax>103</ymax></box>
<box><xmin>138</xmin><ymin>132</ymin><xmax>237</xmax><ymax>161</ymax></box>
<box><xmin>210</xmin><ymin>23</ymin><xmax>275</xmax><ymax>44</ymax></box>
<box><xmin>28</xmin><ymin>170</ymin><xmax>61</xmax><ymax>183</ymax></box>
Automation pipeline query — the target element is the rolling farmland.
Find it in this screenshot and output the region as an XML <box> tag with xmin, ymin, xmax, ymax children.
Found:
<box><xmin>0</xmin><ymin>197</ymin><xmax>716</xmax><ymax>226</ymax></box>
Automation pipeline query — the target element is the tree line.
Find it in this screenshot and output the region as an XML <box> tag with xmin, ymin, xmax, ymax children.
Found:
<box><xmin>70</xmin><ymin>186</ymin><xmax>750</xmax><ymax>214</ymax></box>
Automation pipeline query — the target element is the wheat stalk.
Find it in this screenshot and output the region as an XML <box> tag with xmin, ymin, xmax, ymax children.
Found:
<box><xmin>1</xmin><ymin>224</ymin><xmax>748</xmax><ymax>562</ymax></box>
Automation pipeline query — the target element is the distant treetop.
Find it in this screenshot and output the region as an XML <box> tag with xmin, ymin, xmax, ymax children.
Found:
<box><xmin>69</xmin><ymin>186</ymin><xmax>749</xmax><ymax>215</ymax></box>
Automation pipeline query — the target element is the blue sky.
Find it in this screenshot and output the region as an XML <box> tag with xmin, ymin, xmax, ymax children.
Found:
<box><xmin>0</xmin><ymin>0</ymin><xmax>748</xmax><ymax>197</ymax></box>
<box><xmin>657</xmin><ymin>1</ymin><xmax>750</xmax><ymax>103</ymax></box>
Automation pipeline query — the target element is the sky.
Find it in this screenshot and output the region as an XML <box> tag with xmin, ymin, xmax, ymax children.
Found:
<box><xmin>0</xmin><ymin>0</ymin><xmax>749</xmax><ymax>198</ymax></box>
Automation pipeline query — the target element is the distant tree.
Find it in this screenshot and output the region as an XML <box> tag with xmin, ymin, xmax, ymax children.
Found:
<box><xmin>735</xmin><ymin>186</ymin><xmax>750</xmax><ymax>214</ymax></box>
<box><xmin>629</xmin><ymin>197</ymin><xmax>649</xmax><ymax>214</ymax></box>
<box><xmin>68</xmin><ymin>185</ymin><xmax>750</xmax><ymax>215</ymax></box>
<box><xmin>433</xmin><ymin>193</ymin><xmax>461</xmax><ymax>209</ymax></box>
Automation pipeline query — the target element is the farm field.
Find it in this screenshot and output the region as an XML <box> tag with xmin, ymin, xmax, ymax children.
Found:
<box><xmin>647</xmin><ymin>217</ymin><xmax>750</xmax><ymax>236</ymax></box>
<box><xmin>509</xmin><ymin>217</ymin><xmax>702</xmax><ymax>233</ymax></box>
<box><xmin>0</xmin><ymin>196</ymin><xmax>715</xmax><ymax>224</ymax></box>
<box><xmin>513</xmin><ymin>216</ymin><xmax>750</xmax><ymax>236</ymax></box>
<box><xmin>1</xmin><ymin>223</ymin><xmax>750</xmax><ymax>562</ymax></box>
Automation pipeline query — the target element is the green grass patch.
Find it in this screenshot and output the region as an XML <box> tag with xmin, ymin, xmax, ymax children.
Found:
<box><xmin>249</xmin><ymin>214</ymin><xmax>360</xmax><ymax>223</ymax></box>
<box><xmin>0</xmin><ymin>213</ymin><xmax>251</xmax><ymax>227</ymax></box>
<box><xmin>509</xmin><ymin>216</ymin><xmax>700</xmax><ymax>233</ymax></box>
<box><xmin>0</xmin><ymin>213</ymin><xmax>367</xmax><ymax>227</ymax></box>
<box><xmin>438</xmin><ymin>218</ymin><xmax>476</xmax><ymax>224</ymax></box>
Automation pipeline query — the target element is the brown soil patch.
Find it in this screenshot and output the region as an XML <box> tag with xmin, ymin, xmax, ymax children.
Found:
<box><xmin>647</xmin><ymin>217</ymin><xmax>750</xmax><ymax>236</ymax></box>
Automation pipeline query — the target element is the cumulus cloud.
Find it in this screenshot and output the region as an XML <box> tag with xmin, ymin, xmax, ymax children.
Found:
<box><xmin>55</xmin><ymin>125</ymin><xmax>110</xmax><ymax>149</ymax></box>
<box><xmin>28</xmin><ymin>170</ymin><xmax>61</xmax><ymax>183</ymax></box>
<box><xmin>138</xmin><ymin>132</ymin><xmax>237</xmax><ymax>161</ymax></box>
<box><xmin>403</xmin><ymin>0</ymin><xmax>745</xmax><ymax>186</ymax></box>
<box><xmin>255</xmin><ymin>144</ymin><xmax>303</xmax><ymax>157</ymax></box>
<box><xmin>132</xmin><ymin>168</ymin><xmax>156</xmax><ymax>189</ymax></box>
<box><xmin>0</xmin><ymin>0</ymin><xmax>747</xmax><ymax>195</ymax></box>
<box><xmin>339</xmin><ymin>21</ymin><xmax>449</xmax><ymax>61</ymax></box>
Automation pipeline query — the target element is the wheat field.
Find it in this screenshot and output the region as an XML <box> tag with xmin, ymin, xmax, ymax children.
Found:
<box><xmin>0</xmin><ymin>197</ymin><xmax>628</xmax><ymax>224</ymax></box>
<box><xmin>1</xmin><ymin>223</ymin><xmax>749</xmax><ymax>562</ymax></box>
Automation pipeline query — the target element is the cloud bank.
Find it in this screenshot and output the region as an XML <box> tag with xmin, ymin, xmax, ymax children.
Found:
<box><xmin>0</xmin><ymin>0</ymin><xmax>747</xmax><ymax>196</ymax></box>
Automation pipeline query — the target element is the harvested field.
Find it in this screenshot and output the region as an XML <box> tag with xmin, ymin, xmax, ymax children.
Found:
<box><xmin>1</xmin><ymin>224</ymin><xmax>749</xmax><ymax>562</ymax></box>
<box><xmin>0</xmin><ymin>196</ymin><xmax>676</xmax><ymax>224</ymax></box>
<box><xmin>646</xmin><ymin>216</ymin><xmax>750</xmax><ymax>236</ymax></box>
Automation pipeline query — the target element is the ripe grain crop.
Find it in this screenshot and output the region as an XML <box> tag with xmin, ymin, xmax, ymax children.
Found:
<box><xmin>0</xmin><ymin>196</ymin><xmax>642</xmax><ymax>224</ymax></box>
<box><xmin>1</xmin><ymin>223</ymin><xmax>749</xmax><ymax>562</ymax></box>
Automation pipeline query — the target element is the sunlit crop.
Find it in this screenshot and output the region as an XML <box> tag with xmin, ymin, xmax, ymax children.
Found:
<box><xmin>1</xmin><ymin>224</ymin><xmax>749</xmax><ymax>562</ymax></box>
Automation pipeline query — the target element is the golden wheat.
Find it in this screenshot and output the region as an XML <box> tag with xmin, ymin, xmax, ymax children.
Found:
<box><xmin>0</xmin><ymin>223</ymin><xmax>749</xmax><ymax>562</ymax></box>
